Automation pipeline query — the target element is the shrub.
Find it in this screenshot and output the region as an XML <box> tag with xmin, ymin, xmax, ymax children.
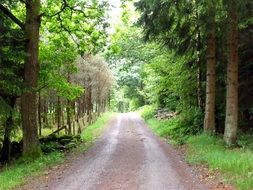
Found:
<box><xmin>145</xmin><ymin>105</ymin><xmax>203</xmax><ymax>144</ymax></box>
<box><xmin>139</xmin><ymin>105</ymin><xmax>157</xmax><ymax>120</ymax></box>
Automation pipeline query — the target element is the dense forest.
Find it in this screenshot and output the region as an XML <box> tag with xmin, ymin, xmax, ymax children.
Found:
<box><xmin>0</xmin><ymin>0</ymin><xmax>114</xmax><ymax>163</ymax></box>
<box><xmin>0</xmin><ymin>0</ymin><xmax>253</xmax><ymax>189</ymax></box>
<box><xmin>108</xmin><ymin>0</ymin><xmax>253</xmax><ymax>145</ymax></box>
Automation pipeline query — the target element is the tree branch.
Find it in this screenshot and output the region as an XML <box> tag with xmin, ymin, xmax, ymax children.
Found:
<box><xmin>45</xmin><ymin>0</ymin><xmax>67</xmax><ymax>17</ymax></box>
<box><xmin>0</xmin><ymin>4</ymin><xmax>25</xmax><ymax>30</ymax></box>
<box><xmin>19</xmin><ymin>0</ymin><xmax>26</xmax><ymax>4</ymax></box>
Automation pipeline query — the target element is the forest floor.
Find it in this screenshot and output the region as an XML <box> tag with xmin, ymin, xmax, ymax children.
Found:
<box><xmin>18</xmin><ymin>113</ymin><xmax>216</xmax><ymax>190</ymax></box>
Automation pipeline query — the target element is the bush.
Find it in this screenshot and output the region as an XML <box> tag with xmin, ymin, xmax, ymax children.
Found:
<box><xmin>139</xmin><ymin>105</ymin><xmax>157</xmax><ymax>120</ymax></box>
<box><xmin>237</xmin><ymin>132</ymin><xmax>253</xmax><ymax>149</ymax></box>
<box><xmin>144</xmin><ymin>105</ymin><xmax>203</xmax><ymax>144</ymax></box>
<box><xmin>147</xmin><ymin>117</ymin><xmax>198</xmax><ymax>145</ymax></box>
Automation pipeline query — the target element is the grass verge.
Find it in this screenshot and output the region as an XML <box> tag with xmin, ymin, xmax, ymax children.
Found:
<box><xmin>0</xmin><ymin>112</ymin><xmax>114</xmax><ymax>190</ymax></box>
<box><xmin>187</xmin><ymin>134</ymin><xmax>253</xmax><ymax>190</ymax></box>
<box><xmin>0</xmin><ymin>152</ymin><xmax>64</xmax><ymax>190</ymax></box>
<box><xmin>81</xmin><ymin>112</ymin><xmax>115</xmax><ymax>143</ymax></box>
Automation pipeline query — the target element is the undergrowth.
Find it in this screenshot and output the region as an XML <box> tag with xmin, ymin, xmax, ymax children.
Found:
<box><xmin>0</xmin><ymin>152</ymin><xmax>63</xmax><ymax>190</ymax></box>
<box><xmin>138</xmin><ymin>105</ymin><xmax>156</xmax><ymax>120</ymax></box>
<box><xmin>139</xmin><ymin>105</ymin><xmax>201</xmax><ymax>144</ymax></box>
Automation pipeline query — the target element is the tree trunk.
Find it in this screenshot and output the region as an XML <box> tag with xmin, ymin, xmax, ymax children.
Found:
<box><xmin>43</xmin><ymin>99</ymin><xmax>48</xmax><ymax>125</ymax></box>
<box><xmin>72</xmin><ymin>101</ymin><xmax>76</xmax><ymax>135</ymax></box>
<box><xmin>21</xmin><ymin>0</ymin><xmax>41</xmax><ymax>158</ymax></box>
<box><xmin>61</xmin><ymin>102</ymin><xmax>65</xmax><ymax>128</ymax></box>
<box><xmin>67</xmin><ymin>99</ymin><xmax>71</xmax><ymax>135</ymax></box>
<box><xmin>86</xmin><ymin>83</ymin><xmax>92</xmax><ymax>123</ymax></box>
<box><xmin>108</xmin><ymin>90</ymin><xmax>111</xmax><ymax>110</ymax></box>
<box><xmin>57</xmin><ymin>96</ymin><xmax>61</xmax><ymax>134</ymax></box>
<box><xmin>38</xmin><ymin>91</ymin><xmax>42</xmax><ymax>136</ymax></box>
<box><xmin>0</xmin><ymin>97</ymin><xmax>16</xmax><ymax>163</ymax></box>
<box><xmin>204</xmin><ymin>9</ymin><xmax>216</xmax><ymax>133</ymax></box>
<box><xmin>224</xmin><ymin>0</ymin><xmax>238</xmax><ymax>146</ymax></box>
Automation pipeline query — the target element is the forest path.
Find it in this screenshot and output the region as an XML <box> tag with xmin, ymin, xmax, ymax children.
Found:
<box><xmin>19</xmin><ymin>113</ymin><xmax>206</xmax><ymax>190</ymax></box>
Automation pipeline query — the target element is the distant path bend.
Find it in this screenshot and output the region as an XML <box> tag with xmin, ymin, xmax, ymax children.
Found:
<box><xmin>20</xmin><ymin>113</ymin><xmax>206</xmax><ymax>190</ymax></box>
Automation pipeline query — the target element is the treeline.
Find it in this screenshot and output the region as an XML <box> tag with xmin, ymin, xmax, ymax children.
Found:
<box><xmin>0</xmin><ymin>0</ymin><xmax>113</xmax><ymax>163</ymax></box>
<box><xmin>108</xmin><ymin>1</ymin><xmax>253</xmax><ymax>146</ymax></box>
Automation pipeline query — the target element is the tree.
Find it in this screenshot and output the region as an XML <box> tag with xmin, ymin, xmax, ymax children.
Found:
<box><xmin>224</xmin><ymin>0</ymin><xmax>239</xmax><ymax>146</ymax></box>
<box><xmin>204</xmin><ymin>2</ymin><xmax>216</xmax><ymax>134</ymax></box>
<box><xmin>20</xmin><ymin>0</ymin><xmax>41</xmax><ymax>158</ymax></box>
<box><xmin>74</xmin><ymin>54</ymin><xmax>114</xmax><ymax>119</ymax></box>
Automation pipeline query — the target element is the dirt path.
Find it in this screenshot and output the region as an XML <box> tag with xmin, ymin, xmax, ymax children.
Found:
<box><xmin>20</xmin><ymin>113</ymin><xmax>206</xmax><ymax>190</ymax></box>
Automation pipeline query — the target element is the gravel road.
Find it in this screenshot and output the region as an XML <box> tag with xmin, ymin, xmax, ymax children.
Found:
<box><xmin>20</xmin><ymin>113</ymin><xmax>206</xmax><ymax>190</ymax></box>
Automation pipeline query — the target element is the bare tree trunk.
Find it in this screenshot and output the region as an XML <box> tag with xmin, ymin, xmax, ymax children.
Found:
<box><xmin>204</xmin><ymin>9</ymin><xmax>216</xmax><ymax>133</ymax></box>
<box><xmin>72</xmin><ymin>101</ymin><xmax>76</xmax><ymax>135</ymax></box>
<box><xmin>86</xmin><ymin>83</ymin><xmax>92</xmax><ymax>123</ymax></box>
<box><xmin>108</xmin><ymin>90</ymin><xmax>111</xmax><ymax>110</ymax></box>
<box><xmin>57</xmin><ymin>96</ymin><xmax>61</xmax><ymax>134</ymax></box>
<box><xmin>67</xmin><ymin>99</ymin><xmax>71</xmax><ymax>135</ymax></box>
<box><xmin>82</xmin><ymin>94</ymin><xmax>85</xmax><ymax>114</ymax></box>
<box><xmin>77</xmin><ymin>98</ymin><xmax>81</xmax><ymax>122</ymax></box>
<box><xmin>43</xmin><ymin>99</ymin><xmax>48</xmax><ymax>125</ymax></box>
<box><xmin>21</xmin><ymin>0</ymin><xmax>41</xmax><ymax>158</ymax></box>
<box><xmin>38</xmin><ymin>91</ymin><xmax>42</xmax><ymax>136</ymax></box>
<box><xmin>224</xmin><ymin>0</ymin><xmax>238</xmax><ymax>146</ymax></box>
<box><xmin>61</xmin><ymin>101</ymin><xmax>65</xmax><ymax>128</ymax></box>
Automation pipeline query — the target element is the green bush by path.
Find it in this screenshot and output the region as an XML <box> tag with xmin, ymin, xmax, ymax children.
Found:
<box><xmin>139</xmin><ymin>104</ymin><xmax>203</xmax><ymax>144</ymax></box>
<box><xmin>138</xmin><ymin>105</ymin><xmax>157</xmax><ymax>120</ymax></box>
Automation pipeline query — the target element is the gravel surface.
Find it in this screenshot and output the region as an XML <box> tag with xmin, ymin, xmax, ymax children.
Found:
<box><xmin>19</xmin><ymin>113</ymin><xmax>206</xmax><ymax>190</ymax></box>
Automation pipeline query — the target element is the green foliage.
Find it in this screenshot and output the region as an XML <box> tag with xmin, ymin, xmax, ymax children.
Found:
<box><xmin>146</xmin><ymin>115</ymin><xmax>202</xmax><ymax>145</ymax></box>
<box><xmin>237</xmin><ymin>132</ymin><xmax>253</xmax><ymax>150</ymax></box>
<box><xmin>143</xmin><ymin>51</ymin><xmax>199</xmax><ymax>110</ymax></box>
<box><xmin>138</xmin><ymin>105</ymin><xmax>156</xmax><ymax>120</ymax></box>
<box><xmin>187</xmin><ymin>134</ymin><xmax>253</xmax><ymax>190</ymax></box>
<box><xmin>139</xmin><ymin>103</ymin><xmax>203</xmax><ymax>144</ymax></box>
<box><xmin>41</xmin><ymin>0</ymin><xmax>109</xmax><ymax>54</ymax></box>
<box><xmin>0</xmin><ymin>152</ymin><xmax>64</xmax><ymax>190</ymax></box>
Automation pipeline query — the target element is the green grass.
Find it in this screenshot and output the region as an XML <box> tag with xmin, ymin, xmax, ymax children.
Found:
<box><xmin>146</xmin><ymin>117</ymin><xmax>197</xmax><ymax>145</ymax></box>
<box><xmin>0</xmin><ymin>152</ymin><xmax>64</xmax><ymax>190</ymax></box>
<box><xmin>81</xmin><ymin>112</ymin><xmax>115</xmax><ymax>143</ymax></box>
<box><xmin>0</xmin><ymin>112</ymin><xmax>114</xmax><ymax>190</ymax></box>
<box><xmin>187</xmin><ymin>134</ymin><xmax>253</xmax><ymax>190</ymax></box>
